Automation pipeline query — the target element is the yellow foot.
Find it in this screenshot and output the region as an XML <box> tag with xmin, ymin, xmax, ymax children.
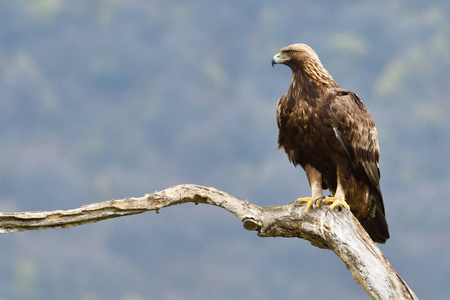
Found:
<box><xmin>297</xmin><ymin>195</ymin><xmax>328</xmax><ymax>211</ymax></box>
<box><xmin>296</xmin><ymin>197</ymin><xmax>313</xmax><ymax>220</ymax></box>
<box><xmin>297</xmin><ymin>197</ymin><xmax>326</xmax><ymax>220</ymax></box>
<box><xmin>296</xmin><ymin>196</ymin><xmax>350</xmax><ymax>219</ymax></box>
<box><xmin>320</xmin><ymin>197</ymin><xmax>350</xmax><ymax>215</ymax></box>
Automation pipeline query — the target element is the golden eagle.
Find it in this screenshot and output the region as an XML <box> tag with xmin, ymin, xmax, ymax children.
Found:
<box><xmin>272</xmin><ymin>43</ymin><xmax>389</xmax><ymax>243</ymax></box>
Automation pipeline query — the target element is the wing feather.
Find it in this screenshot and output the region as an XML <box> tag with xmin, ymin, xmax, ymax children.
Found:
<box><xmin>330</xmin><ymin>89</ymin><xmax>381</xmax><ymax>187</ymax></box>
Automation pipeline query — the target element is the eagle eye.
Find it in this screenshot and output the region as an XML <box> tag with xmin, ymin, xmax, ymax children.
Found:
<box><xmin>288</xmin><ymin>51</ymin><xmax>294</xmax><ymax>56</ymax></box>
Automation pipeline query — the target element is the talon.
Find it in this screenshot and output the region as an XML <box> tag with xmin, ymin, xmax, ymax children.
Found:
<box><xmin>297</xmin><ymin>197</ymin><xmax>315</xmax><ymax>218</ymax></box>
<box><xmin>321</xmin><ymin>197</ymin><xmax>350</xmax><ymax>216</ymax></box>
<box><xmin>313</xmin><ymin>195</ymin><xmax>326</xmax><ymax>211</ymax></box>
<box><xmin>329</xmin><ymin>198</ymin><xmax>350</xmax><ymax>212</ymax></box>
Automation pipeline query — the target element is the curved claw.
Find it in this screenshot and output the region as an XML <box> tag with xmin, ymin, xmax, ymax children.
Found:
<box><xmin>312</xmin><ymin>195</ymin><xmax>326</xmax><ymax>211</ymax></box>
<box><xmin>323</xmin><ymin>198</ymin><xmax>350</xmax><ymax>216</ymax></box>
<box><xmin>302</xmin><ymin>211</ymin><xmax>307</xmax><ymax>221</ymax></box>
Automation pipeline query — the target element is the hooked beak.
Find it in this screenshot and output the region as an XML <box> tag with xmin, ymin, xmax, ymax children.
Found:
<box><xmin>271</xmin><ymin>52</ymin><xmax>286</xmax><ymax>67</ymax></box>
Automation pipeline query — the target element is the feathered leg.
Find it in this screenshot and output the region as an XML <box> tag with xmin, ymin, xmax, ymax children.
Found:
<box><xmin>297</xmin><ymin>164</ymin><xmax>325</xmax><ymax>218</ymax></box>
<box><xmin>320</xmin><ymin>165</ymin><xmax>350</xmax><ymax>214</ymax></box>
<box><xmin>297</xmin><ymin>164</ymin><xmax>350</xmax><ymax>218</ymax></box>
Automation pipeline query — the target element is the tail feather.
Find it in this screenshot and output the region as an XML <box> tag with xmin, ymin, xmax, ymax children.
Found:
<box><xmin>357</xmin><ymin>209</ymin><xmax>389</xmax><ymax>243</ymax></box>
<box><xmin>355</xmin><ymin>187</ymin><xmax>389</xmax><ymax>244</ymax></box>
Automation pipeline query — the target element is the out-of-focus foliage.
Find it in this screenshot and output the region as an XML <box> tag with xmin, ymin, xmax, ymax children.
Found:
<box><xmin>0</xmin><ymin>1</ymin><xmax>449</xmax><ymax>299</ymax></box>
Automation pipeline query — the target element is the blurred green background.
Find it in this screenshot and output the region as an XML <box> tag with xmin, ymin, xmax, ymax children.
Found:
<box><xmin>0</xmin><ymin>0</ymin><xmax>449</xmax><ymax>299</ymax></box>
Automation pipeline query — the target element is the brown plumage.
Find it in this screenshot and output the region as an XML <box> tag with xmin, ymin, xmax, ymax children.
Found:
<box><xmin>272</xmin><ymin>43</ymin><xmax>389</xmax><ymax>243</ymax></box>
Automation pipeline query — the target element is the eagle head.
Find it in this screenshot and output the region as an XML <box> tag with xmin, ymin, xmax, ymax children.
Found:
<box><xmin>272</xmin><ymin>43</ymin><xmax>334</xmax><ymax>84</ymax></box>
<box><xmin>271</xmin><ymin>43</ymin><xmax>321</xmax><ymax>68</ymax></box>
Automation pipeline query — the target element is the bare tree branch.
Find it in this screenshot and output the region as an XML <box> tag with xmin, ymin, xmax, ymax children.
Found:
<box><xmin>0</xmin><ymin>184</ymin><xmax>416</xmax><ymax>300</ymax></box>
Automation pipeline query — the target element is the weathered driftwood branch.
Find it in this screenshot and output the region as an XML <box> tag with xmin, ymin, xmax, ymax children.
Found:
<box><xmin>0</xmin><ymin>184</ymin><xmax>416</xmax><ymax>300</ymax></box>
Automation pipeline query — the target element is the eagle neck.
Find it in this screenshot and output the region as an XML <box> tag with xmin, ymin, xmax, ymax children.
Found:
<box><xmin>289</xmin><ymin>63</ymin><xmax>337</xmax><ymax>104</ymax></box>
